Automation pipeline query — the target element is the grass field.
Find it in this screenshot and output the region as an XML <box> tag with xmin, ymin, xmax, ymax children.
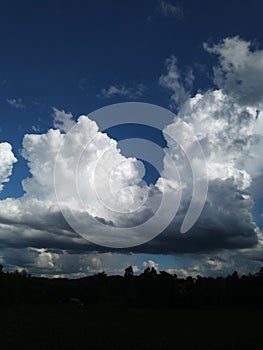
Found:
<box><xmin>0</xmin><ymin>305</ymin><xmax>262</xmax><ymax>349</ymax></box>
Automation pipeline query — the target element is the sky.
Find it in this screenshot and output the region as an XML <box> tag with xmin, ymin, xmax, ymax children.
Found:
<box><xmin>0</xmin><ymin>0</ymin><xmax>263</xmax><ymax>277</ymax></box>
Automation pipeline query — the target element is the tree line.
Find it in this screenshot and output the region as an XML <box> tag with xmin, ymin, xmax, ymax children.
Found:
<box><xmin>1</xmin><ymin>264</ymin><xmax>263</xmax><ymax>308</ymax></box>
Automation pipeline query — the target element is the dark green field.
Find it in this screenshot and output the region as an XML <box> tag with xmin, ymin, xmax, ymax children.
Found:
<box><xmin>0</xmin><ymin>306</ymin><xmax>262</xmax><ymax>349</ymax></box>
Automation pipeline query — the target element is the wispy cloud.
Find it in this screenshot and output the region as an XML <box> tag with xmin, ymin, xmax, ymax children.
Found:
<box><xmin>6</xmin><ymin>98</ymin><xmax>26</xmax><ymax>109</ymax></box>
<box><xmin>79</xmin><ymin>76</ymin><xmax>88</xmax><ymax>91</ymax></box>
<box><xmin>32</xmin><ymin>125</ymin><xmax>41</xmax><ymax>132</ymax></box>
<box><xmin>33</xmin><ymin>100</ymin><xmax>46</xmax><ymax>108</ymax></box>
<box><xmin>159</xmin><ymin>55</ymin><xmax>194</xmax><ymax>108</ymax></box>
<box><xmin>148</xmin><ymin>1</ymin><xmax>183</xmax><ymax>21</ymax></box>
<box><xmin>159</xmin><ymin>0</ymin><xmax>183</xmax><ymax>18</ymax></box>
<box><xmin>97</xmin><ymin>83</ymin><xmax>146</xmax><ymax>99</ymax></box>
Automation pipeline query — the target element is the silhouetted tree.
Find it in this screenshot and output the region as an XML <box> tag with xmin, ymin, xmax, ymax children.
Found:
<box><xmin>150</xmin><ymin>267</ymin><xmax>158</xmax><ymax>277</ymax></box>
<box><xmin>256</xmin><ymin>267</ymin><xmax>263</xmax><ymax>278</ymax></box>
<box><xmin>141</xmin><ymin>267</ymin><xmax>157</xmax><ymax>278</ymax></box>
<box><xmin>143</xmin><ymin>267</ymin><xmax>151</xmax><ymax>275</ymax></box>
<box><xmin>124</xmin><ymin>266</ymin><xmax>133</xmax><ymax>278</ymax></box>
<box><xmin>231</xmin><ymin>271</ymin><xmax>239</xmax><ymax>279</ymax></box>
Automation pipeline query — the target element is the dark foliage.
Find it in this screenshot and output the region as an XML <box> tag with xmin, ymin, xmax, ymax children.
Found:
<box><xmin>1</xmin><ymin>266</ymin><xmax>263</xmax><ymax>308</ymax></box>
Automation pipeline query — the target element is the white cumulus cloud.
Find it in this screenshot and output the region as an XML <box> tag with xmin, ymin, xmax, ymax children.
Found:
<box><xmin>0</xmin><ymin>142</ymin><xmax>17</xmax><ymax>191</ymax></box>
<box><xmin>150</xmin><ymin>88</ymin><xmax>263</xmax><ymax>254</ymax></box>
<box><xmin>204</xmin><ymin>36</ymin><xmax>263</xmax><ymax>107</ymax></box>
<box><xmin>0</xmin><ymin>114</ymin><xmax>151</xmax><ymax>252</ymax></box>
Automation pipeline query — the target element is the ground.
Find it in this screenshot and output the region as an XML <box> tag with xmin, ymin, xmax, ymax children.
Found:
<box><xmin>0</xmin><ymin>305</ymin><xmax>262</xmax><ymax>349</ymax></box>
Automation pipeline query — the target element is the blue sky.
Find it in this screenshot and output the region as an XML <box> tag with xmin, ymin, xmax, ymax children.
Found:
<box><xmin>1</xmin><ymin>0</ymin><xmax>262</xmax><ymax>196</ymax></box>
<box><xmin>0</xmin><ymin>0</ymin><xmax>263</xmax><ymax>277</ymax></box>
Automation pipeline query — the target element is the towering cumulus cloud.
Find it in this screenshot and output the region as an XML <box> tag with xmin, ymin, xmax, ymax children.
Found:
<box><xmin>0</xmin><ymin>115</ymin><xmax>149</xmax><ymax>251</ymax></box>
<box><xmin>152</xmin><ymin>89</ymin><xmax>262</xmax><ymax>254</ymax></box>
